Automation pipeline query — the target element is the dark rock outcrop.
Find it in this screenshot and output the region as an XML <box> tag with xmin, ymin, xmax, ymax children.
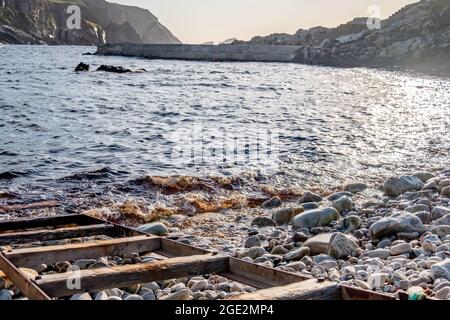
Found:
<box><xmin>96</xmin><ymin>65</ymin><xmax>131</xmax><ymax>73</ymax></box>
<box><xmin>75</xmin><ymin>62</ymin><xmax>90</xmax><ymax>72</ymax></box>
<box><xmin>0</xmin><ymin>0</ymin><xmax>181</xmax><ymax>45</ymax></box>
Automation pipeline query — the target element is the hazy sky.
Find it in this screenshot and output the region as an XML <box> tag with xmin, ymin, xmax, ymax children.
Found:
<box><xmin>113</xmin><ymin>0</ymin><xmax>418</xmax><ymax>44</ymax></box>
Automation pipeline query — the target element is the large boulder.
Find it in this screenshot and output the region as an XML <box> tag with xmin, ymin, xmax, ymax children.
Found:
<box><xmin>368</xmin><ymin>213</ymin><xmax>425</xmax><ymax>239</ymax></box>
<box><xmin>303</xmin><ymin>233</ymin><xmax>333</xmax><ymax>255</ymax></box>
<box><xmin>383</xmin><ymin>176</ymin><xmax>424</xmax><ymax>196</ymax></box>
<box><xmin>75</xmin><ymin>62</ymin><xmax>89</xmax><ymax>72</ymax></box>
<box><xmin>291</xmin><ymin>207</ymin><xmax>341</xmax><ymax>229</ymax></box>
<box><xmin>272</xmin><ymin>208</ymin><xmax>304</xmax><ymax>225</ymax></box>
<box><xmin>326</xmin><ymin>233</ymin><xmax>359</xmax><ymax>259</ymax></box>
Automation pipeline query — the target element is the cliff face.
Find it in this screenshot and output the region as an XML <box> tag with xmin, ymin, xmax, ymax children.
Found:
<box><xmin>236</xmin><ymin>0</ymin><xmax>450</xmax><ymax>73</ymax></box>
<box><xmin>0</xmin><ymin>0</ymin><xmax>181</xmax><ymax>45</ymax></box>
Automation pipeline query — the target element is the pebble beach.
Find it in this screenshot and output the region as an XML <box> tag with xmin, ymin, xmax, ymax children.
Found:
<box><xmin>2</xmin><ymin>169</ymin><xmax>450</xmax><ymax>301</ymax></box>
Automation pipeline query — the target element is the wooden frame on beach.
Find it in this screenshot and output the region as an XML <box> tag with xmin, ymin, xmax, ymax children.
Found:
<box><xmin>0</xmin><ymin>213</ymin><xmax>400</xmax><ymax>300</ymax></box>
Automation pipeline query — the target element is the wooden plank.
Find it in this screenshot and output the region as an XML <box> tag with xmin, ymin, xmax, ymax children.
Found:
<box><xmin>0</xmin><ymin>214</ymin><xmax>103</xmax><ymax>233</ymax></box>
<box><xmin>0</xmin><ymin>253</ymin><xmax>51</xmax><ymax>300</ymax></box>
<box><xmin>36</xmin><ymin>254</ymin><xmax>230</xmax><ymax>297</ymax></box>
<box><xmin>224</xmin><ymin>258</ymin><xmax>311</xmax><ymax>289</ymax></box>
<box><xmin>340</xmin><ymin>285</ymin><xmax>395</xmax><ymax>300</ymax></box>
<box><xmin>158</xmin><ymin>238</ymin><xmax>211</xmax><ymax>257</ymax></box>
<box><xmin>228</xmin><ymin>279</ymin><xmax>340</xmax><ymax>300</ymax></box>
<box><xmin>5</xmin><ymin>236</ymin><xmax>161</xmax><ymax>268</ymax></box>
<box><xmin>0</xmin><ymin>201</ymin><xmax>60</xmax><ymax>213</ymax></box>
<box><xmin>0</xmin><ymin>224</ymin><xmax>116</xmax><ymax>245</ymax></box>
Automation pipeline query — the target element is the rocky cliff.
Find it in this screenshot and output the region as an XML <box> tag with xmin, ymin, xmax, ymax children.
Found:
<box><xmin>0</xmin><ymin>0</ymin><xmax>181</xmax><ymax>45</ymax></box>
<box><xmin>235</xmin><ymin>0</ymin><xmax>450</xmax><ymax>74</ymax></box>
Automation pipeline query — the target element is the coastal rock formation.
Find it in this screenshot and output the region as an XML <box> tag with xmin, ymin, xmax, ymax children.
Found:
<box><xmin>235</xmin><ymin>0</ymin><xmax>450</xmax><ymax>73</ymax></box>
<box><xmin>0</xmin><ymin>0</ymin><xmax>181</xmax><ymax>45</ymax></box>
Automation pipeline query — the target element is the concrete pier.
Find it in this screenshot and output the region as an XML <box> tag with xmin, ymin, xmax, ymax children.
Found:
<box><xmin>96</xmin><ymin>43</ymin><xmax>303</xmax><ymax>63</ymax></box>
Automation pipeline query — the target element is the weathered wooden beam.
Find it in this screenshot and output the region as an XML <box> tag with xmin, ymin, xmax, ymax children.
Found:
<box><xmin>36</xmin><ymin>254</ymin><xmax>230</xmax><ymax>297</ymax></box>
<box><xmin>0</xmin><ymin>253</ymin><xmax>51</xmax><ymax>300</ymax></box>
<box><xmin>0</xmin><ymin>201</ymin><xmax>60</xmax><ymax>213</ymax></box>
<box><xmin>228</xmin><ymin>279</ymin><xmax>340</xmax><ymax>300</ymax></box>
<box><xmin>5</xmin><ymin>236</ymin><xmax>161</xmax><ymax>268</ymax></box>
<box><xmin>340</xmin><ymin>285</ymin><xmax>395</xmax><ymax>300</ymax></box>
<box><xmin>222</xmin><ymin>258</ymin><xmax>311</xmax><ymax>289</ymax></box>
<box><xmin>0</xmin><ymin>214</ymin><xmax>103</xmax><ymax>233</ymax></box>
<box><xmin>0</xmin><ymin>224</ymin><xmax>116</xmax><ymax>245</ymax></box>
<box><xmin>158</xmin><ymin>238</ymin><xmax>211</xmax><ymax>257</ymax></box>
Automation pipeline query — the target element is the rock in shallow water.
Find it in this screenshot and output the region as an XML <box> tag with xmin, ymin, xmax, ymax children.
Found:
<box><xmin>383</xmin><ymin>176</ymin><xmax>424</xmax><ymax>196</ymax></box>
<box><xmin>75</xmin><ymin>62</ymin><xmax>89</xmax><ymax>72</ymax></box>
<box><xmin>137</xmin><ymin>222</ymin><xmax>169</xmax><ymax>236</ymax></box>
<box><xmin>291</xmin><ymin>207</ymin><xmax>341</xmax><ymax>229</ymax></box>
<box><xmin>96</xmin><ymin>65</ymin><xmax>132</xmax><ymax>73</ymax></box>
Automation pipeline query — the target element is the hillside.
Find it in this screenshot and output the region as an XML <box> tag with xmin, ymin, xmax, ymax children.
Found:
<box><xmin>0</xmin><ymin>0</ymin><xmax>181</xmax><ymax>45</ymax></box>
<box><xmin>235</xmin><ymin>0</ymin><xmax>450</xmax><ymax>73</ymax></box>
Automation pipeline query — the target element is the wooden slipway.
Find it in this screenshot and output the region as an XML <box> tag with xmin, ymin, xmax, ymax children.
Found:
<box><xmin>0</xmin><ymin>214</ymin><xmax>397</xmax><ymax>300</ymax></box>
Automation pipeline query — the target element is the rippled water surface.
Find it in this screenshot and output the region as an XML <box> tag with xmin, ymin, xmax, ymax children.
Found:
<box><xmin>1</xmin><ymin>45</ymin><xmax>449</xmax><ymax>197</ymax></box>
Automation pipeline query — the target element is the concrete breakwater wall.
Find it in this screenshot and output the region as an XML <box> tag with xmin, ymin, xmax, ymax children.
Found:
<box><xmin>96</xmin><ymin>43</ymin><xmax>303</xmax><ymax>63</ymax></box>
